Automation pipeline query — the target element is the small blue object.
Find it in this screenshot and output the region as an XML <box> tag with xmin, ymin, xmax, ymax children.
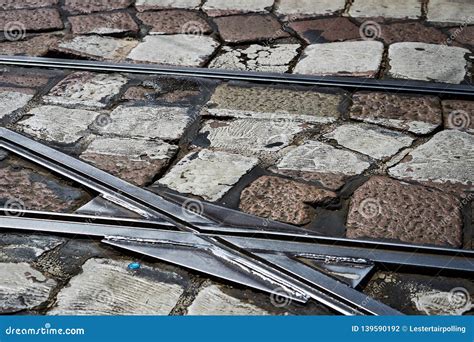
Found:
<box><xmin>128</xmin><ymin>262</ymin><xmax>141</xmax><ymax>270</ymax></box>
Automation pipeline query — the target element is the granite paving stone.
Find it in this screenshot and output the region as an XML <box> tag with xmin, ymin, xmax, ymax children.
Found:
<box><xmin>201</xmin><ymin>84</ymin><xmax>343</xmax><ymax>124</ymax></box>
<box><xmin>288</xmin><ymin>17</ymin><xmax>360</xmax><ymax>44</ymax></box>
<box><xmin>448</xmin><ymin>26</ymin><xmax>474</xmax><ymax>47</ymax></box>
<box><xmin>387</xmin><ymin>43</ymin><xmax>469</xmax><ymax>84</ymax></box>
<box><xmin>49</xmin><ymin>258</ymin><xmax>186</xmax><ymax>315</ymax></box>
<box><xmin>0</xmin><ymin>8</ymin><xmax>63</xmax><ymax>32</ymax></box>
<box><xmin>127</xmin><ymin>35</ymin><xmax>219</xmax><ymax>66</ymax></box>
<box><xmin>63</xmin><ymin>0</ymin><xmax>133</xmax><ymax>14</ymax></box>
<box><xmin>378</xmin><ymin>22</ymin><xmax>449</xmax><ymax>45</ymax></box>
<box><xmin>349</xmin><ymin>92</ymin><xmax>442</xmax><ymax>135</ymax></box>
<box><xmin>19</xmin><ymin>105</ymin><xmax>99</xmax><ymax>144</ymax></box>
<box><xmin>0</xmin><ymin>0</ymin><xmax>58</xmax><ymax>10</ymax></box>
<box><xmin>348</xmin><ymin>0</ymin><xmax>422</xmax><ymax>19</ymax></box>
<box><xmin>346</xmin><ymin>176</ymin><xmax>463</xmax><ymax>247</ymax></box>
<box><xmin>99</xmin><ymin>105</ymin><xmax>194</xmax><ymax>141</ymax></box>
<box><xmin>202</xmin><ymin>0</ymin><xmax>273</xmax><ymax>16</ymax></box>
<box><xmin>239</xmin><ymin>176</ymin><xmax>336</xmax><ymax>225</ymax></box>
<box><xmin>213</xmin><ymin>14</ymin><xmax>289</xmax><ymax>44</ymax></box>
<box><xmin>442</xmin><ymin>100</ymin><xmax>474</xmax><ymax>134</ymax></box>
<box><xmin>0</xmin><ymin>70</ymin><xmax>52</xmax><ymax>88</ymax></box>
<box><xmin>0</xmin><ymin>263</ymin><xmax>57</xmax><ymax>313</ymax></box>
<box><xmin>427</xmin><ymin>0</ymin><xmax>474</xmax><ymax>26</ymax></box>
<box><xmin>69</xmin><ymin>11</ymin><xmax>139</xmax><ymax>35</ymax></box>
<box><xmin>388</xmin><ymin>130</ymin><xmax>474</xmax><ymax>187</ymax></box>
<box><xmin>0</xmin><ymin>35</ymin><xmax>61</xmax><ymax>57</ymax></box>
<box><xmin>44</xmin><ymin>72</ymin><xmax>128</xmax><ymax>109</ymax></box>
<box><xmin>135</xmin><ymin>0</ymin><xmax>201</xmax><ymax>12</ymax></box>
<box><xmin>209</xmin><ymin>44</ymin><xmax>299</xmax><ymax>73</ymax></box>
<box><xmin>324</xmin><ymin>124</ymin><xmax>414</xmax><ymax>160</ymax></box>
<box><xmin>136</xmin><ymin>10</ymin><xmax>211</xmax><ymax>35</ymax></box>
<box><xmin>275</xmin><ymin>0</ymin><xmax>346</xmax><ymax>19</ymax></box>
<box><xmin>157</xmin><ymin>149</ymin><xmax>258</xmax><ymax>201</ymax></box>
<box><xmin>0</xmin><ymin>89</ymin><xmax>34</xmax><ymax>120</ymax></box>
<box><xmin>294</xmin><ymin>41</ymin><xmax>384</xmax><ymax>78</ymax></box>
<box><xmin>80</xmin><ymin>136</ymin><xmax>178</xmax><ymax>186</ymax></box>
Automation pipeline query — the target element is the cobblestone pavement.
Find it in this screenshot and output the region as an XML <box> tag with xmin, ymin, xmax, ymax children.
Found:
<box><xmin>0</xmin><ymin>0</ymin><xmax>473</xmax><ymax>83</ymax></box>
<box><xmin>0</xmin><ymin>61</ymin><xmax>472</xmax><ymax>315</ymax></box>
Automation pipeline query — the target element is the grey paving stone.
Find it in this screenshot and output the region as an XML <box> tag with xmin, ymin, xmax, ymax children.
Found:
<box><xmin>201</xmin><ymin>84</ymin><xmax>343</xmax><ymax>124</ymax></box>
<box><xmin>0</xmin><ymin>234</ymin><xmax>65</xmax><ymax>263</ymax></box>
<box><xmin>127</xmin><ymin>35</ymin><xmax>219</xmax><ymax>67</ymax></box>
<box><xmin>44</xmin><ymin>72</ymin><xmax>128</xmax><ymax>109</ymax></box>
<box><xmin>387</xmin><ymin>43</ymin><xmax>469</xmax><ymax>84</ymax></box>
<box><xmin>209</xmin><ymin>44</ymin><xmax>299</xmax><ymax>73</ymax></box>
<box><xmin>157</xmin><ymin>149</ymin><xmax>258</xmax><ymax>201</ymax></box>
<box><xmin>349</xmin><ymin>0</ymin><xmax>422</xmax><ymax>19</ymax></box>
<box><xmin>389</xmin><ymin>130</ymin><xmax>474</xmax><ymax>187</ymax></box>
<box><xmin>135</xmin><ymin>0</ymin><xmax>201</xmax><ymax>11</ymax></box>
<box><xmin>294</xmin><ymin>41</ymin><xmax>384</xmax><ymax>77</ymax></box>
<box><xmin>324</xmin><ymin>124</ymin><xmax>414</xmax><ymax>160</ymax></box>
<box><xmin>203</xmin><ymin>0</ymin><xmax>273</xmax><ymax>16</ymax></box>
<box><xmin>427</xmin><ymin>0</ymin><xmax>474</xmax><ymax>26</ymax></box>
<box><xmin>276</xmin><ymin>0</ymin><xmax>346</xmax><ymax>19</ymax></box>
<box><xmin>0</xmin><ymin>90</ymin><xmax>34</xmax><ymax>119</ymax></box>
<box><xmin>0</xmin><ymin>262</ymin><xmax>57</xmax><ymax>313</ymax></box>
<box><xmin>49</xmin><ymin>258</ymin><xmax>185</xmax><ymax>315</ymax></box>
<box><xmin>100</xmin><ymin>105</ymin><xmax>194</xmax><ymax>141</ymax></box>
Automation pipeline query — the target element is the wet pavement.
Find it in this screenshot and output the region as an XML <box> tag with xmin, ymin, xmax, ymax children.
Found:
<box><xmin>0</xmin><ymin>0</ymin><xmax>473</xmax><ymax>316</ymax></box>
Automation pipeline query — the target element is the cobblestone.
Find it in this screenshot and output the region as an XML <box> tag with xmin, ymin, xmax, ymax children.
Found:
<box><xmin>239</xmin><ymin>176</ymin><xmax>336</xmax><ymax>225</ymax></box>
<box><xmin>136</xmin><ymin>10</ymin><xmax>211</xmax><ymax>35</ymax></box>
<box><xmin>387</xmin><ymin>43</ymin><xmax>469</xmax><ymax>84</ymax></box>
<box><xmin>276</xmin><ymin>0</ymin><xmax>346</xmax><ymax>19</ymax></box>
<box><xmin>442</xmin><ymin>100</ymin><xmax>474</xmax><ymax>134</ymax></box>
<box><xmin>0</xmin><ymin>89</ymin><xmax>34</xmax><ymax>120</ymax></box>
<box><xmin>294</xmin><ymin>41</ymin><xmax>384</xmax><ymax>77</ymax></box>
<box><xmin>348</xmin><ymin>0</ymin><xmax>422</xmax><ymax>19</ymax></box>
<box><xmin>427</xmin><ymin>0</ymin><xmax>474</xmax><ymax>26</ymax></box>
<box><xmin>288</xmin><ymin>17</ymin><xmax>360</xmax><ymax>44</ymax></box>
<box><xmin>0</xmin><ymin>0</ymin><xmax>58</xmax><ymax>10</ymax></box>
<box><xmin>135</xmin><ymin>0</ymin><xmax>201</xmax><ymax>12</ymax></box>
<box><xmin>346</xmin><ymin>176</ymin><xmax>463</xmax><ymax>247</ymax></box>
<box><xmin>203</xmin><ymin>0</ymin><xmax>273</xmax><ymax>16</ymax></box>
<box><xmin>63</xmin><ymin>0</ymin><xmax>133</xmax><ymax>14</ymax></box>
<box><xmin>69</xmin><ymin>11</ymin><xmax>139</xmax><ymax>35</ymax></box>
<box><xmin>0</xmin><ymin>8</ymin><xmax>63</xmax><ymax>31</ymax></box>
<box><xmin>157</xmin><ymin>149</ymin><xmax>258</xmax><ymax>201</ymax></box>
<box><xmin>0</xmin><ymin>35</ymin><xmax>61</xmax><ymax>57</ymax></box>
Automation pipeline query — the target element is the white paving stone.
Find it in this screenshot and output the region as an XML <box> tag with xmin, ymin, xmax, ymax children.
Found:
<box><xmin>101</xmin><ymin>105</ymin><xmax>194</xmax><ymax>141</ymax></box>
<box><xmin>0</xmin><ymin>263</ymin><xmax>56</xmax><ymax>313</ymax></box>
<box><xmin>388</xmin><ymin>43</ymin><xmax>469</xmax><ymax>84</ymax></box>
<box><xmin>187</xmin><ymin>284</ymin><xmax>269</xmax><ymax>315</ymax></box>
<box><xmin>389</xmin><ymin>130</ymin><xmax>474</xmax><ymax>186</ymax></box>
<box><xmin>209</xmin><ymin>44</ymin><xmax>299</xmax><ymax>73</ymax></box>
<box><xmin>0</xmin><ymin>90</ymin><xmax>33</xmax><ymax>119</ymax></box>
<box><xmin>324</xmin><ymin>124</ymin><xmax>414</xmax><ymax>160</ymax></box>
<box><xmin>135</xmin><ymin>0</ymin><xmax>201</xmax><ymax>10</ymax></box>
<box><xmin>203</xmin><ymin>0</ymin><xmax>273</xmax><ymax>15</ymax></box>
<box><xmin>19</xmin><ymin>105</ymin><xmax>99</xmax><ymax>144</ymax></box>
<box><xmin>276</xmin><ymin>140</ymin><xmax>371</xmax><ymax>176</ymax></box>
<box><xmin>56</xmin><ymin>36</ymin><xmax>138</xmax><ymax>61</ymax></box>
<box><xmin>349</xmin><ymin>0</ymin><xmax>422</xmax><ymax>19</ymax></box>
<box><xmin>49</xmin><ymin>258</ymin><xmax>185</xmax><ymax>315</ymax></box>
<box><xmin>197</xmin><ymin>119</ymin><xmax>307</xmax><ymax>154</ymax></box>
<box><xmin>276</xmin><ymin>0</ymin><xmax>346</xmax><ymax>18</ymax></box>
<box><xmin>427</xmin><ymin>0</ymin><xmax>474</xmax><ymax>25</ymax></box>
<box><xmin>127</xmin><ymin>35</ymin><xmax>219</xmax><ymax>67</ymax></box>
<box><xmin>294</xmin><ymin>41</ymin><xmax>384</xmax><ymax>77</ymax></box>
<box><xmin>157</xmin><ymin>149</ymin><xmax>258</xmax><ymax>201</ymax></box>
<box><xmin>44</xmin><ymin>72</ymin><xmax>128</xmax><ymax>109</ymax></box>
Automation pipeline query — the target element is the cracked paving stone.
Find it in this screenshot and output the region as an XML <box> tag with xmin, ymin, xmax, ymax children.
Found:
<box><xmin>350</xmin><ymin>92</ymin><xmax>442</xmax><ymax>135</ymax></box>
<box><xmin>135</xmin><ymin>0</ymin><xmax>201</xmax><ymax>12</ymax></box>
<box><xmin>0</xmin><ymin>0</ymin><xmax>57</xmax><ymax>10</ymax></box>
<box><xmin>272</xmin><ymin>140</ymin><xmax>371</xmax><ymax>190</ymax></box>
<box><xmin>442</xmin><ymin>100</ymin><xmax>474</xmax><ymax>134</ymax></box>
<box><xmin>127</xmin><ymin>35</ymin><xmax>219</xmax><ymax>67</ymax></box>
<box><xmin>64</xmin><ymin>0</ymin><xmax>133</xmax><ymax>14</ymax></box>
<box><xmin>209</xmin><ymin>44</ymin><xmax>299</xmax><ymax>73</ymax></box>
<box><xmin>187</xmin><ymin>284</ymin><xmax>270</xmax><ymax>315</ymax></box>
<box><xmin>387</xmin><ymin>43</ymin><xmax>469</xmax><ymax>84</ymax></box>
<box><xmin>0</xmin><ymin>263</ymin><xmax>57</xmax><ymax>313</ymax></box>
<box><xmin>201</xmin><ymin>84</ymin><xmax>343</xmax><ymax>124</ymax></box>
<box><xmin>100</xmin><ymin>105</ymin><xmax>194</xmax><ymax>141</ymax></box>
<box><xmin>19</xmin><ymin>105</ymin><xmax>100</xmax><ymax>144</ymax></box>
<box><xmin>80</xmin><ymin>136</ymin><xmax>178</xmax><ymax>186</ymax></box>
<box><xmin>53</xmin><ymin>36</ymin><xmax>138</xmax><ymax>61</ymax></box>
<box><xmin>388</xmin><ymin>130</ymin><xmax>474</xmax><ymax>187</ymax></box>
<box><xmin>275</xmin><ymin>0</ymin><xmax>346</xmax><ymax>19</ymax></box>
<box><xmin>378</xmin><ymin>22</ymin><xmax>449</xmax><ymax>45</ymax></box>
<box><xmin>324</xmin><ymin>124</ymin><xmax>414</xmax><ymax>160</ymax></box>
<box><xmin>349</xmin><ymin>0</ymin><xmax>422</xmax><ymax>19</ymax></box>
<box><xmin>288</xmin><ymin>17</ymin><xmax>360</xmax><ymax>44</ymax></box>
<box><xmin>0</xmin><ymin>8</ymin><xmax>63</xmax><ymax>31</ymax></box>
<box><xmin>0</xmin><ymin>153</ymin><xmax>91</xmax><ymax>212</ymax></box>
<box><xmin>0</xmin><ymin>89</ymin><xmax>34</xmax><ymax>120</ymax></box>
<box><xmin>0</xmin><ymin>34</ymin><xmax>61</xmax><ymax>57</ymax></box>
<box><xmin>202</xmin><ymin>0</ymin><xmax>273</xmax><ymax>16</ymax></box>
<box><xmin>0</xmin><ymin>234</ymin><xmax>64</xmax><ymax>263</ymax></box>
<box><xmin>195</xmin><ymin>119</ymin><xmax>307</xmax><ymax>155</ymax></box>
<box><xmin>136</xmin><ymin>10</ymin><xmax>211</xmax><ymax>35</ymax></box>
<box><xmin>69</xmin><ymin>11</ymin><xmax>139</xmax><ymax>35</ymax></box>
<box><xmin>347</xmin><ymin>176</ymin><xmax>463</xmax><ymax>247</ymax></box>
<box><xmin>157</xmin><ymin>149</ymin><xmax>258</xmax><ymax>201</ymax></box>
<box><xmin>427</xmin><ymin>0</ymin><xmax>474</xmax><ymax>26</ymax></box>
<box><xmin>294</xmin><ymin>41</ymin><xmax>384</xmax><ymax>78</ymax></box>
<box><xmin>49</xmin><ymin>258</ymin><xmax>186</xmax><ymax>315</ymax></box>
<box><xmin>239</xmin><ymin>176</ymin><xmax>336</xmax><ymax>225</ymax></box>
<box><xmin>213</xmin><ymin>14</ymin><xmax>289</xmax><ymax>44</ymax></box>
<box><xmin>44</xmin><ymin>72</ymin><xmax>128</xmax><ymax>109</ymax></box>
